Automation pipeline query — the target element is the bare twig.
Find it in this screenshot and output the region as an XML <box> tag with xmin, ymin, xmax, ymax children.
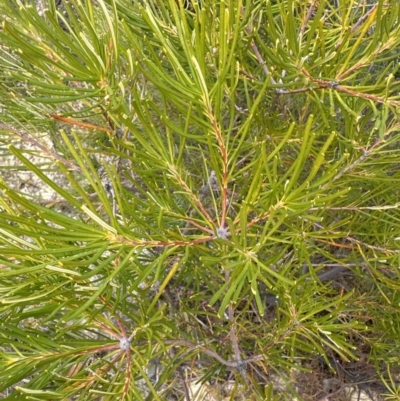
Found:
<box><xmin>162</xmin><ymin>339</ymin><xmax>263</xmax><ymax>369</ymax></box>
<box><xmin>312</xmin><ymin>221</ymin><xmax>400</xmax><ymax>255</ymax></box>
<box><xmin>182</xmin><ymin>171</ymin><xmax>220</xmax><ymax>236</ymax></box>
<box><xmin>226</xmin><ymin>279</ymin><xmax>247</xmax><ymax>381</ymax></box>
<box><xmin>300</xmin><ymin>0</ymin><xmax>319</xmax><ymax>35</ymax></box>
<box><xmin>334</xmin><ymin>4</ymin><xmax>378</xmax><ymax>51</ymax></box>
<box><xmin>240</xmin><ymin>6</ymin><xmax>289</xmax><ymax>94</ymax></box>
<box><xmin>177</xmin><ymin>368</ymin><xmax>191</xmax><ymax>401</ymax></box>
<box><xmin>168</xmin><ymin>164</ymin><xmax>215</xmax><ymax>224</ymax></box>
<box><xmin>0</xmin><ymin>122</ymin><xmax>81</xmax><ymax>172</ymax></box>
<box><xmin>332</xmin><ymin>149</ymin><xmax>371</xmax><ymax>182</ymax></box>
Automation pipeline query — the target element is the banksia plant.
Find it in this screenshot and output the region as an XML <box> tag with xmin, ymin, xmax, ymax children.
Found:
<box><xmin>1</xmin><ymin>0</ymin><xmax>400</xmax><ymax>400</ymax></box>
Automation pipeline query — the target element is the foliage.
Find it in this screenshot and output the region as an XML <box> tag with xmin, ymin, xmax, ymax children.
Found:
<box><xmin>1</xmin><ymin>0</ymin><xmax>400</xmax><ymax>399</ymax></box>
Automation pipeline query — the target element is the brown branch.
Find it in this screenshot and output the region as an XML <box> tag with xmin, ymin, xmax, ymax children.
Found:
<box><xmin>335</xmin><ymin>85</ymin><xmax>400</xmax><ymax>106</ymax></box>
<box><xmin>300</xmin><ymin>0</ymin><xmax>319</xmax><ymax>36</ymax></box>
<box><xmin>181</xmin><ymin>218</ymin><xmax>214</xmax><ymax>235</ymax></box>
<box><xmin>347</xmin><ymin>236</ymin><xmax>400</xmax><ymax>255</ymax></box>
<box><xmin>300</xmin><ymin>68</ymin><xmax>400</xmax><ymax>107</ymax></box>
<box><xmin>312</xmin><ymin>221</ymin><xmax>400</xmax><ymax>255</ymax></box>
<box><xmin>50</xmin><ymin>114</ymin><xmax>113</xmax><ymax>133</ymax></box>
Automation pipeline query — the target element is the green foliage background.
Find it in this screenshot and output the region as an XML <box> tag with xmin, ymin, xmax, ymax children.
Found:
<box><xmin>1</xmin><ymin>0</ymin><xmax>400</xmax><ymax>399</ymax></box>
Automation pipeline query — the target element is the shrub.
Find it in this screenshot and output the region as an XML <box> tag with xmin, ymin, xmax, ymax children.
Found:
<box><xmin>1</xmin><ymin>0</ymin><xmax>400</xmax><ymax>400</ymax></box>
